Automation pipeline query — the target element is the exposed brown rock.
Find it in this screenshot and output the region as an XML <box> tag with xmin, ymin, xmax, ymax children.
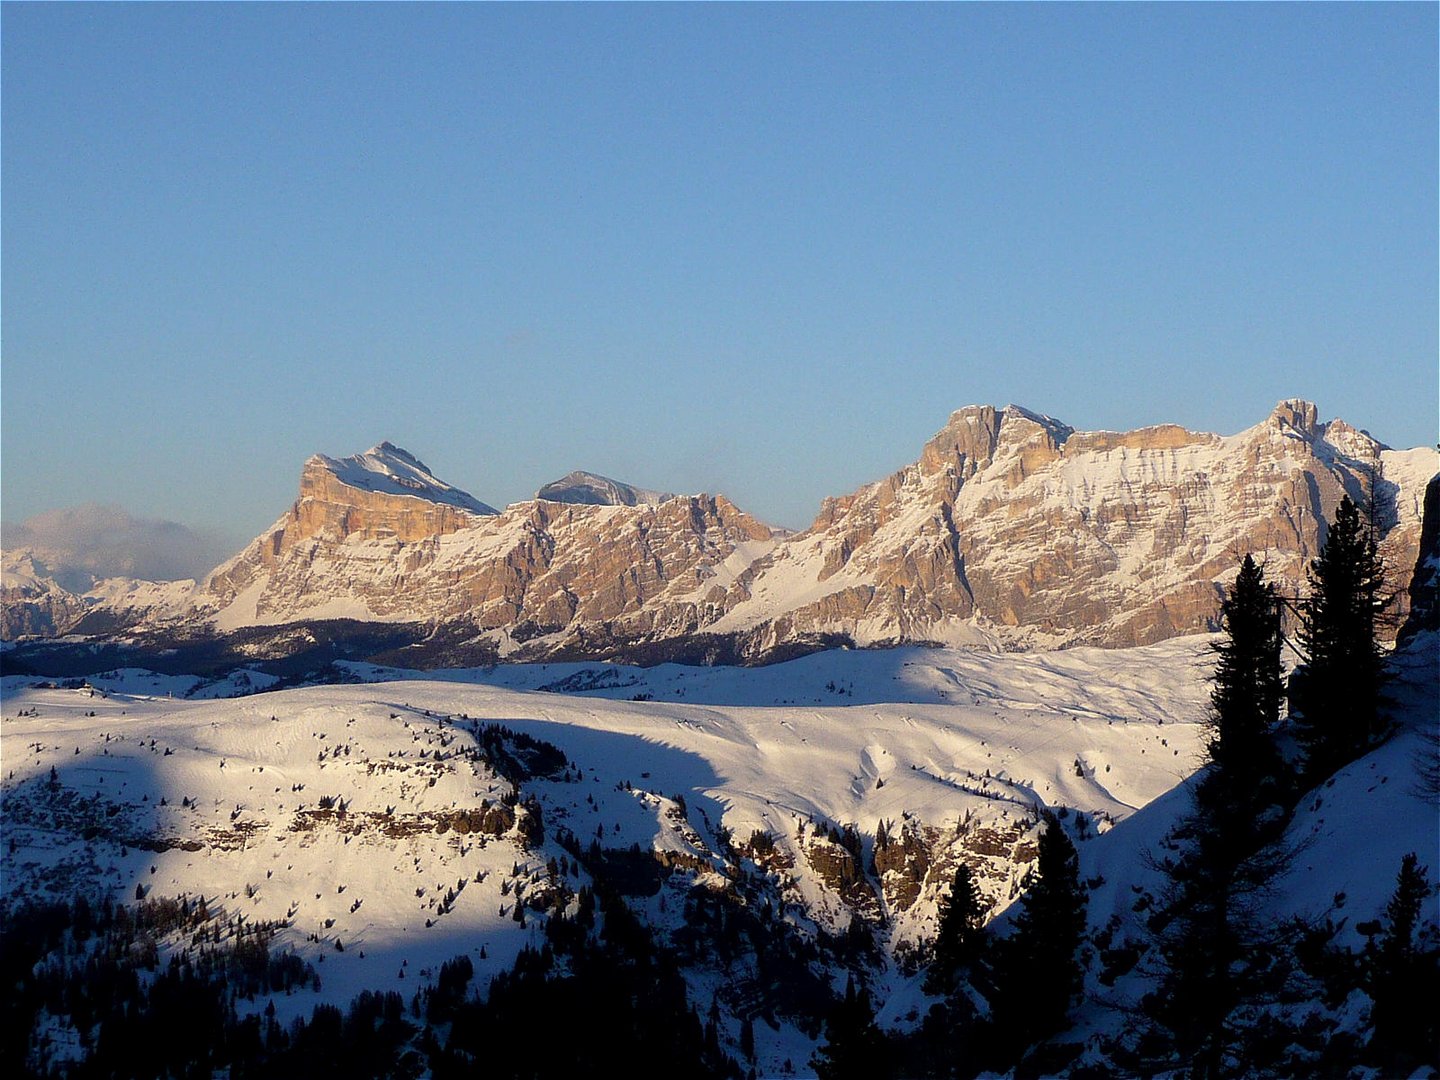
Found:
<box><xmin>873</xmin><ymin>819</ymin><xmax>935</xmax><ymax>913</ymax></box>
<box><xmin>802</xmin><ymin>828</ymin><xmax>881</xmax><ymax>916</ymax></box>
<box><xmin>719</xmin><ymin>400</ymin><xmax>1434</xmax><ymax>649</ymax></box>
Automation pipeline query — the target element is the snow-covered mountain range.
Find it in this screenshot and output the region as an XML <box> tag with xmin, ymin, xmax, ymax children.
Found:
<box><xmin>4</xmin><ymin>400</ymin><xmax>1435</xmax><ymax>667</ymax></box>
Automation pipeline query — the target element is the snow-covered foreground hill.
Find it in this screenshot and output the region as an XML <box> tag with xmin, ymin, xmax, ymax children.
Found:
<box><xmin>3</xmin><ymin>634</ymin><xmax>1434</xmax><ymax>1075</ymax></box>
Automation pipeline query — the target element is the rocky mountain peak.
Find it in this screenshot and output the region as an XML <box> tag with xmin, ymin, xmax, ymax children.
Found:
<box><xmin>1318</xmin><ymin>417</ymin><xmax>1386</xmax><ymax>460</ymax></box>
<box><xmin>201</xmin><ymin>443</ymin><xmax>500</xmax><ymax>612</ymax></box>
<box><xmin>989</xmin><ymin>405</ymin><xmax>1075</xmax><ymax>486</ymax></box>
<box><xmin>1260</xmin><ymin>400</ymin><xmax>1389</xmax><ymax>465</ymax></box>
<box><xmin>918</xmin><ymin>404</ymin><xmax>1078</xmax><ymax>482</ymax></box>
<box><xmin>1268</xmin><ymin>398</ymin><xmax>1321</xmax><ymax>439</ymax></box>
<box><xmin>919</xmin><ymin>405</ymin><xmax>1002</xmax><ymax>478</ymax></box>
<box><xmin>999</xmin><ymin>403</ymin><xmax>1074</xmax><ymax>445</ymax></box>
<box><xmin>535</xmin><ymin>471</ymin><xmax>674</xmax><ymax>508</ymax></box>
<box><xmin>305</xmin><ymin>443</ymin><xmax>496</xmax><ymax>516</ymax></box>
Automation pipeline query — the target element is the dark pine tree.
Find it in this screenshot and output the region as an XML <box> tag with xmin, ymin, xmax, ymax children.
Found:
<box><xmin>924</xmin><ymin>863</ymin><xmax>988</xmax><ymax>995</ymax></box>
<box><xmin>739</xmin><ymin>1014</ymin><xmax>755</xmax><ymax>1063</ymax></box>
<box><xmin>989</xmin><ymin>815</ymin><xmax>1086</xmax><ymax>1061</ymax></box>
<box><xmin>1293</xmin><ymin>495</ymin><xmax>1391</xmax><ymax>779</ymax></box>
<box><xmin>1367</xmin><ymin>852</ymin><xmax>1439</xmax><ymax>1070</ymax></box>
<box><xmin>1202</xmin><ymin>554</ymin><xmax>1287</xmax><ymax>827</ymax></box>
<box><xmin>1143</xmin><ymin>555</ymin><xmax>1293</xmax><ymax>1077</ymax></box>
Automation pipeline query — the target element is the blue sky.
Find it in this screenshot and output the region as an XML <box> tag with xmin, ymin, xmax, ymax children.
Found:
<box><xmin>4</xmin><ymin>3</ymin><xmax>1436</xmax><ymax>548</ymax></box>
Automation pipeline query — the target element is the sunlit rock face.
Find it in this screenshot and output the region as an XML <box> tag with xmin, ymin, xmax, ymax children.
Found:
<box><xmin>708</xmin><ymin>400</ymin><xmax>1434</xmax><ymax>649</ymax></box>
<box><xmin>201</xmin><ymin>444</ymin><xmax>778</xmax><ymax>638</ymax></box>
<box><xmin>287</xmin><ymin>444</ymin><xmax>495</xmax><ymax>545</ymax></box>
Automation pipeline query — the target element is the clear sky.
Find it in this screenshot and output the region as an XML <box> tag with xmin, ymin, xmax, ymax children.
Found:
<box><xmin>3</xmin><ymin>3</ymin><xmax>1436</xmax><ymax>551</ymax></box>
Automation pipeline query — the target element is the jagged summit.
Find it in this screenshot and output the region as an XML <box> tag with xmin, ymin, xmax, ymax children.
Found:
<box><xmin>309</xmin><ymin>442</ymin><xmax>497</xmax><ymax>515</ymax></box>
<box><xmin>1001</xmin><ymin>402</ymin><xmax>1073</xmax><ymax>436</ymax></box>
<box><xmin>536</xmin><ymin>471</ymin><xmax>674</xmax><ymax>508</ymax></box>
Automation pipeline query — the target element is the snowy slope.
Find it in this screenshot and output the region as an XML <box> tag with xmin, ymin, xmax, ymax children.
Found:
<box><xmin>5</xmin><ymin>626</ymin><xmax>1434</xmax><ymax>1073</ymax></box>
<box><xmin>2</xmin><ymin>636</ymin><xmax>1215</xmax><ymax>1072</ymax></box>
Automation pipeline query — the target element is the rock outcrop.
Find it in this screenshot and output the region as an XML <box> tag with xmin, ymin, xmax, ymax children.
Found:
<box><xmin>1398</xmin><ymin>472</ymin><xmax>1440</xmax><ymax>645</ymax></box>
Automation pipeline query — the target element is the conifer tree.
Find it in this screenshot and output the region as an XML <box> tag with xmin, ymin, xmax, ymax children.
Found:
<box><xmin>1293</xmin><ymin>495</ymin><xmax>1391</xmax><ymax>779</ymax></box>
<box><xmin>990</xmin><ymin>816</ymin><xmax>1086</xmax><ymax>1056</ymax></box>
<box><xmin>924</xmin><ymin>863</ymin><xmax>987</xmax><ymax>994</ymax></box>
<box><xmin>1144</xmin><ymin>556</ymin><xmax>1292</xmax><ymax>1075</ymax></box>
<box><xmin>812</xmin><ymin>975</ymin><xmax>890</xmax><ymax>1080</ymax></box>
<box><xmin>1197</xmin><ymin>555</ymin><xmax>1288</xmax><ymax>850</ymax></box>
<box><xmin>1367</xmin><ymin>852</ymin><xmax>1439</xmax><ymax>1068</ymax></box>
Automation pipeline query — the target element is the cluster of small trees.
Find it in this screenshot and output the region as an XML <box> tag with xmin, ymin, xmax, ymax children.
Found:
<box><xmin>3</xmin><ymin>894</ymin><xmax>334</xmax><ymax>1078</ymax></box>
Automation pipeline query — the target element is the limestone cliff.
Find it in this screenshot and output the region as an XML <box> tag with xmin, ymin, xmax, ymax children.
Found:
<box><xmin>201</xmin><ymin>445</ymin><xmax>776</xmax><ymax>642</ymax></box>
<box><xmin>1398</xmin><ymin>473</ymin><xmax>1440</xmax><ymax>645</ymax></box>
<box><xmin>708</xmin><ymin>400</ymin><xmax>1435</xmax><ymax>649</ymax></box>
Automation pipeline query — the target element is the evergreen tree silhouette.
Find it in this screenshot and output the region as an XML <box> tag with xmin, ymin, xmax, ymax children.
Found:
<box><xmin>925</xmin><ymin>863</ymin><xmax>987</xmax><ymax>994</ymax></box>
<box><xmin>1144</xmin><ymin>556</ymin><xmax>1292</xmax><ymax>1076</ymax></box>
<box><xmin>990</xmin><ymin>816</ymin><xmax>1085</xmax><ymax>1058</ymax></box>
<box><xmin>1293</xmin><ymin>495</ymin><xmax>1390</xmax><ymax>779</ymax></box>
<box><xmin>812</xmin><ymin>974</ymin><xmax>890</xmax><ymax>1079</ymax></box>
<box><xmin>1367</xmin><ymin>852</ymin><xmax>1439</xmax><ymax>1069</ymax></box>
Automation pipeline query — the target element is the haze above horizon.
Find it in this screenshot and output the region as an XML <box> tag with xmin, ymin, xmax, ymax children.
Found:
<box><xmin>3</xmin><ymin>4</ymin><xmax>1435</xmax><ymax>547</ymax></box>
